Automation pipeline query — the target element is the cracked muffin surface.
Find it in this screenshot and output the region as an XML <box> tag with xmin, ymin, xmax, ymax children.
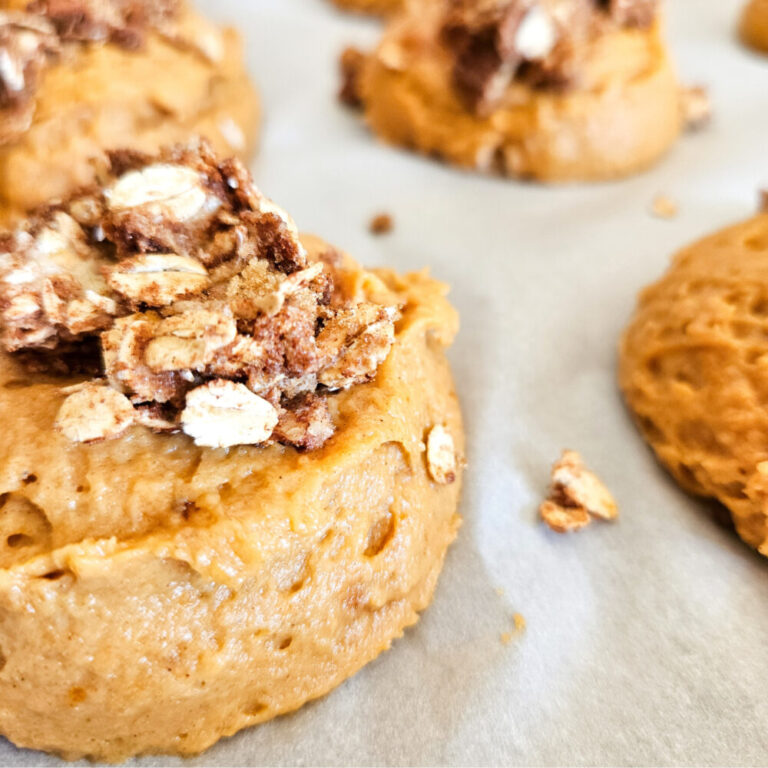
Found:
<box><xmin>342</xmin><ymin>0</ymin><xmax>683</xmax><ymax>181</ymax></box>
<box><xmin>620</xmin><ymin>213</ymin><xmax>768</xmax><ymax>555</ymax></box>
<box><xmin>0</xmin><ymin>142</ymin><xmax>463</xmax><ymax>762</ymax></box>
<box><xmin>0</xmin><ymin>0</ymin><xmax>258</xmax><ymax>222</ymax></box>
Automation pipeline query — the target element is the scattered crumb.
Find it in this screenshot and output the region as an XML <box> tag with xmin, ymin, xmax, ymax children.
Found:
<box><xmin>339</xmin><ymin>46</ymin><xmax>366</xmax><ymax>108</ymax></box>
<box><xmin>650</xmin><ymin>194</ymin><xmax>679</xmax><ymax>220</ymax></box>
<box><xmin>681</xmin><ymin>85</ymin><xmax>711</xmax><ymax>131</ymax></box>
<box><xmin>540</xmin><ymin>450</ymin><xmax>618</xmax><ymax>533</ymax></box>
<box><xmin>759</xmin><ymin>188</ymin><xmax>768</xmax><ymax>214</ymax></box>
<box><xmin>500</xmin><ymin>613</ymin><xmax>526</xmax><ymax>645</ymax></box>
<box><xmin>495</xmin><ymin>586</ymin><xmax>505</xmax><ymax>597</ymax></box>
<box><xmin>369</xmin><ymin>212</ymin><xmax>394</xmax><ymax>236</ymax></box>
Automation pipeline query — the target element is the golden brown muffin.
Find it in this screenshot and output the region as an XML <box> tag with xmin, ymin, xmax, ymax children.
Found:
<box><xmin>620</xmin><ymin>213</ymin><xmax>768</xmax><ymax>555</ymax></box>
<box><xmin>331</xmin><ymin>0</ymin><xmax>404</xmax><ymax>14</ymax></box>
<box><xmin>342</xmin><ymin>0</ymin><xmax>685</xmax><ymax>181</ymax></box>
<box><xmin>740</xmin><ymin>0</ymin><xmax>768</xmax><ymax>52</ymax></box>
<box><xmin>0</xmin><ymin>141</ymin><xmax>463</xmax><ymax>762</ymax></box>
<box><xmin>0</xmin><ymin>0</ymin><xmax>259</xmax><ymax>222</ymax></box>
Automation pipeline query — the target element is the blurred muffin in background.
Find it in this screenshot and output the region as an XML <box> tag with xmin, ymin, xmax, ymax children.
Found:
<box><xmin>0</xmin><ymin>0</ymin><xmax>259</xmax><ymax>222</ymax></box>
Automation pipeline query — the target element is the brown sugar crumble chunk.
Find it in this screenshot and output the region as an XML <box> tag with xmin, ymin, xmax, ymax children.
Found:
<box><xmin>440</xmin><ymin>0</ymin><xmax>660</xmax><ymax>115</ymax></box>
<box><xmin>0</xmin><ymin>11</ymin><xmax>59</xmax><ymax>137</ymax></box>
<box><xmin>369</xmin><ymin>212</ymin><xmax>393</xmax><ymax>235</ymax></box>
<box><xmin>540</xmin><ymin>450</ymin><xmax>618</xmax><ymax>533</ymax></box>
<box><xmin>0</xmin><ymin>139</ymin><xmax>401</xmax><ymax>450</ymax></box>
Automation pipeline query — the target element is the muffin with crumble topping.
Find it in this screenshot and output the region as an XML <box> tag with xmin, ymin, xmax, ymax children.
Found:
<box><xmin>0</xmin><ymin>0</ymin><xmax>258</xmax><ymax>222</ymax></box>
<box><xmin>0</xmin><ymin>141</ymin><xmax>464</xmax><ymax>762</ymax></box>
<box><xmin>341</xmin><ymin>0</ymin><xmax>687</xmax><ymax>181</ymax></box>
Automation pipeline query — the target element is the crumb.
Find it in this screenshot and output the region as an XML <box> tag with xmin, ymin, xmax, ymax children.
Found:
<box><xmin>369</xmin><ymin>212</ymin><xmax>394</xmax><ymax>235</ymax></box>
<box><xmin>650</xmin><ymin>194</ymin><xmax>678</xmax><ymax>220</ymax></box>
<box><xmin>681</xmin><ymin>85</ymin><xmax>711</xmax><ymax>131</ymax></box>
<box><xmin>339</xmin><ymin>46</ymin><xmax>366</xmax><ymax>108</ymax></box>
<box><xmin>500</xmin><ymin>613</ymin><xmax>526</xmax><ymax>645</ymax></box>
<box><xmin>759</xmin><ymin>188</ymin><xmax>768</xmax><ymax>214</ymax></box>
<box><xmin>495</xmin><ymin>586</ymin><xmax>505</xmax><ymax>597</ymax></box>
<box><xmin>540</xmin><ymin>450</ymin><xmax>618</xmax><ymax>533</ymax></box>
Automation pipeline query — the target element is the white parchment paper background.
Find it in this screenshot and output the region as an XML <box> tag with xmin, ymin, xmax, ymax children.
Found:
<box><xmin>3</xmin><ymin>0</ymin><xmax>768</xmax><ymax>764</ymax></box>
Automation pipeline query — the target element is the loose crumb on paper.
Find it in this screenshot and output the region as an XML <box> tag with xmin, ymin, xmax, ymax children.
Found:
<box><xmin>500</xmin><ymin>613</ymin><xmax>526</xmax><ymax>645</ymax></box>
<box><xmin>650</xmin><ymin>195</ymin><xmax>678</xmax><ymax>220</ymax></box>
<box><xmin>369</xmin><ymin>212</ymin><xmax>394</xmax><ymax>235</ymax></box>
<box><xmin>681</xmin><ymin>85</ymin><xmax>711</xmax><ymax>131</ymax></box>
<box><xmin>540</xmin><ymin>450</ymin><xmax>618</xmax><ymax>533</ymax></box>
<box><xmin>339</xmin><ymin>46</ymin><xmax>365</xmax><ymax>108</ymax></box>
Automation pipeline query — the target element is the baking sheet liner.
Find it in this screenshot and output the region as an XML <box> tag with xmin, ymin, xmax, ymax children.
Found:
<box><xmin>3</xmin><ymin>0</ymin><xmax>768</xmax><ymax>764</ymax></box>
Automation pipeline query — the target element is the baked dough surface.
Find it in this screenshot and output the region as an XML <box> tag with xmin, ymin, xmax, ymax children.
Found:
<box><xmin>0</xmin><ymin>5</ymin><xmax>259</xmax><ymax>222</ymax></box>
<box><xmin>740</xmin><ymin>0</ymin><xmax>768</xmax><ymax>52</ymax></box>
<box><xmin>0</xmin><ymin>236</ymin><xmax>463</xmax><ymax>762</ymax></box>
<box><xmin>331</xmin><ymin>0</ymin><xmax>403</xmax><ymax>14</ymax></box>
<box><xmin>357</xmin><ymin>2</ymin><xmax>682</xmax><ymax>181</ymax></box>
<box><xmin>620</xmin><ymin>215</ymin><xmax>768</xmax><ymax>553</ymax></box>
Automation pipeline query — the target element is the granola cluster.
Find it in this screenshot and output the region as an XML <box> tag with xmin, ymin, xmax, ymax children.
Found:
<box><xmin>0</xmin><ymin>141</ymin><xmax>400</xmax><ymax>450</ymax></box>
<box><xmin>0</xmin><ymin>0</ymin><xmax>215</xmax><ymax>143</ymax></box>
<box><xmin>539</xmin><ymin>450</ymin><xmax>618</xmax><ymax>532</ymax></box>
<box><xmin>26</xmin><ymin>0</ymin><xmax>180</xmax><ymax>47</ymax></box>
<box><xmin>441</xmin><ymin>0</ymin><xmax>660</xmax><ymax>114</ymax></box>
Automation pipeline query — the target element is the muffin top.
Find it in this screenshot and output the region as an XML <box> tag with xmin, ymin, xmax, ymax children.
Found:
<box><xmin>440</xmin><ymin>0</ymin><xmax>659</xmax><ymax>113</ymax></box>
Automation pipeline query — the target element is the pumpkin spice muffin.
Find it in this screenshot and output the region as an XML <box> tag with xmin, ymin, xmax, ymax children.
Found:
<box><xmin>341</xmin><ymin>0</ymin><xmax>686</xmax><ymax>181</ymax></box>
<box><xmin>740</xmin><ymin>0</ymin><xmax>768</xmax><ymax>52</ymax></box>
<box><xmin>0</xmin><ymin>140</ymin><xmax>464</xmax><ymax>761</ymax></box>
<box><xmin>620</xmin><ymin>210</ymin><xmax>768</xmax><ymax>556</ymax></box>
<box><xmin>0</xmin><ymin>0</ymin><xmax>258</xmax><ymax>222</ymax></box>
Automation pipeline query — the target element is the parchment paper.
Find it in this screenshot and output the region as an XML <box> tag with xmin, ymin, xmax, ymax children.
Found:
<box><xmin>3</xmin><ymin>0</ymin><xmax>768</xmax><ymax>764</ymax></box>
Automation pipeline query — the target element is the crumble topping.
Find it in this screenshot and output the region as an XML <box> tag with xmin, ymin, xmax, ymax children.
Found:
<box><xmin>26</xmin><ymin>0</ymin><xmax>179</xmax><ymax>48</ymax></box>
<box><xmin>0</xmin><ymin>11</ymin><xmax>59</xmax><ymax>139</ymax></box>
<box><xmin>540</xmin><ymin>450</ymin><xmax>618</xmax><ymax>532</ymax></box>
<box><xmin>441</xmin><ymin>0</ymin><xmax>660</xmax><ymax>115</ymax></box>
<box><xmin>0</xmin><ymin>0</ymin><xmax>224</xmax><ymax>144</ymax></box>
<box><xmin>55</xmin><ymin>380</ymin><xmax>135</xmax><ymax>442</ymax></box>
<box><xmin>0</xmin><ymin>140</ymin><xmax>401</xmax><ymax>450</ymax></box>
<box><xmin>426</xmin><ymin>424</ymin><xmax>457</xmax><ymax>484</ymax></box>
<box><xmin>180</xmin><ymin>379</ymin><xmax>278</xmax><ymax>449</ymax></box>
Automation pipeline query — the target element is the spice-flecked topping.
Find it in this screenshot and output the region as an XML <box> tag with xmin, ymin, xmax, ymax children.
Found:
<box><xmin>0</xmin><ymin>140</ymin><xmax>400</xmax><ymax>449</ymax></box>
<box><xmin>441</xmin><ymin>0</ymin><xmax>660</xmax><ymax>115</ymax></box>
<box><xmin>26</xmin><ymin>0</ymin><xmax>179</xmax><ymax>48</ymax></box>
